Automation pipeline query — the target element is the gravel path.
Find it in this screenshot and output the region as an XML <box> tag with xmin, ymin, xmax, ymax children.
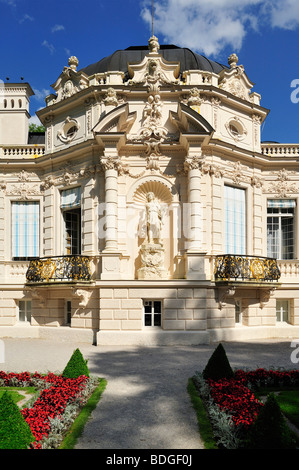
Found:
<box><xmin>0</xmin><ymin>338</ymin><xmax>297</xmax><ymax>449</ymax></box>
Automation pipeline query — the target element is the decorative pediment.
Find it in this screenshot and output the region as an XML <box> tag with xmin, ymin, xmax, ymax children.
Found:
<box><xmin>93</xmin><ymin>103</ymin><xmax>136</xmax><ymax>134</ymax></box>
<box><xmin>128</xmin><ymin>36</ymin><xmax>180</xmax><ymax>93</ymax></box>
<box><xmin>49</xmin><ymin>56</ymin><xmax>89</xmax><ymax>104</ymax></box>
<box><xmin>219</xmin><ymin>53</ymin><xmax>255</xmax><ymax>102</ymax></box>
<box><xmin>169</xmin><ymin>103</ymin><xmax>214</xmax><ymax>135</ymax></box>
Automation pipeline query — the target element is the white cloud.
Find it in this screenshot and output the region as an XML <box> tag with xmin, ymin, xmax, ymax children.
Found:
<box><xmin>51</xmin><ymin>24</ymin><xmax>65</xmax><ymax>33</ymax></box>
<box><xmin>33</xmin><ymin>88</ymin><xmax>50</xmax><ymax>102</ymax></box>
<box><xmin>141</xmin><ymin>0</ymin><xmax>299</xmax><ymax>56</ymax></box>
<box><xmin>266</xmin><ymin>0</ymin><xmax>299</xmax><ymax>30</ymax></box>
<box><xmin>19</xmin><ymin>14</ymin><xmax>34</xmax><ymax>23</ymax></box>
<box><xmin>29</xmin><ymin>114</ymin><xmax>43</xmax><ymax>126</ymax></box>
<box><xmin>42</xmin><ymin>40</ymin><xmax>55</xmax><ymax>55</ymax></box>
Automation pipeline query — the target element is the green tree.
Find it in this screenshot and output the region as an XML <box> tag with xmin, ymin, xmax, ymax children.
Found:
<box><xmin>29</xmin><ymin>123</ymin><xmax>45</xmax><ymax>133</ymax></box>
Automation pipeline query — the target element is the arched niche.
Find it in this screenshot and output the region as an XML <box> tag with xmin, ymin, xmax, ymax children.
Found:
<box><xmin>127</xmin><ymin>174</ymin><xmax>179</xmax><ymax>205</ymax></box>
<box><xmin>126</xmin><ymin>175</ymin><xmax>182</xmax><ymax>279</ymax></box>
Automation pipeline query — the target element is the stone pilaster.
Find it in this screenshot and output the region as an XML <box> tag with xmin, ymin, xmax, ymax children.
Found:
<box><xmin>184</xmin><ymin>155</ymin><xmax>209</xmax><ymax>280</ymax></box>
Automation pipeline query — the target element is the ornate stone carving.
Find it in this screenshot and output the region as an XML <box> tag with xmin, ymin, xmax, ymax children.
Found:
<box><xmin>148</xmin><ymin>35</ymin><xmax>160</xmax><ymax>54</ymax></box>
<box><xmin>72</xmin><ymin>288</ymin><xmax>92</xmax><ymax>308</ymax></box>
<box><xmin>177</xmin><ymin>156</ymin><xmax>203</xmax><ymax>175</ymax></box>
<box><xmin>180</xmin><ymin>88</ymin><xmax>202</xmax><ymax>107</ymax></box>
<box><xmin>266</xmin><ymin>168</ymin><xmax>298</xmax><ymax>197</ymax></box>
<box><xmin>103</xmin><ymin>87</ymin><xmax>125</xmax><ymax>107</ymax></box>
<box><xmin>137</xmin><ymin>191</ymin><xmax>168</xmax><ymax>279</ymax></box>
<box><xmin>51</xmin><ymin>56</ymin><xmax>89</xmax><ymax>103</ymax></box>
<box><xmin>5</xmin><ymin>182</ymin><xmax>43</xmax><ymax>199</ymax></box>
<box><xmin>57</xmin><ymin>116</ymin><xmax>80</xmax><ymax>143</ymax></box>
<box><xmin>218</xmin><ymin>286</ymin><xmax>236</xmax><ymax>310</ymax></box>
<box><xmin>228</xmin><ymin>53</ymin><xmax>239</xmax><ymax>69</ymax></box>
<box><xmin>128</xmin><ymin>35</ymin><xmax>179</xmax><ymax>93</ymax></box>
<box><xmin>145</xmin><ymin>192</ymin><xmax>163</xmax><ymax>244</ymax></box>
<box><xmin>136</xmin><ymin>93</ymin><xmax>168</xmax><ymax>157</ymax></box>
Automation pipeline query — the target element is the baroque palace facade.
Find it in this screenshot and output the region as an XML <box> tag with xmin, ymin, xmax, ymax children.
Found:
<box><xmin>0</xmin><ymin>35</ymin><xmax>299</xmax><ymax>345</ymax></box>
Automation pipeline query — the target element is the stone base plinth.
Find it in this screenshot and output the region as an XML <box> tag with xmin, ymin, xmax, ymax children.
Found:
<box><xmin>137</xmin><ymin>243</ymin><xmax>168</xmax><ymax>279</ymax></box>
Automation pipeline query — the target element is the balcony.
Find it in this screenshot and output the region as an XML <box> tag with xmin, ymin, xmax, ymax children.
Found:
<box><xmin>0</xmin><ymin>145</ymin><xmax>45</xmax><ymax>159</ymax></box>
<box><xmin>261</xmin><ymin>143</ymin><xmax>299</xmax><ymax>158</ymax></box>
<box><xmin>26</xmin><ymin>255</ymin><xmax>92</xmax><ymax>284</ymax></box>
<box><xmin>214</xmin><ymin>255</ymin><xmax>281</xmax><ymax>284</ymax></box>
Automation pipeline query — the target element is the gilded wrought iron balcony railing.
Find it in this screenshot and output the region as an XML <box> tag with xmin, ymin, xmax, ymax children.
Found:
<box><xmin>26</xmin><ymin>255</ymin><xmax>92</xmax><ymax>283</ymax></box>
<box><xmin>214</xmin><ymin>255</ymin><xmax>281</xmax><ymax>282</ymax></box>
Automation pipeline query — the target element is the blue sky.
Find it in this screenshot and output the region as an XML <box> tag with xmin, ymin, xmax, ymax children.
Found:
<box><xmin>1</xmin><ymin>0</ymin><xmax>299</xmax><ymax>143</ymax></box>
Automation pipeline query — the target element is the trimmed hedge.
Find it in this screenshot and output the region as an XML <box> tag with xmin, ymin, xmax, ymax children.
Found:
<box><xmin>62</xmin><ymin>348</ymin><xmax>90</xmax><ymax>379</ymax></box>
<box><xmin>0</xmin><ymin>391</ymin><xmax>35</xmax><ymax>449</ymax></box>
<box><xmin>202</xmin><ymin>343</ymin><xmax>234</xmax><ymax>381</ymax></box>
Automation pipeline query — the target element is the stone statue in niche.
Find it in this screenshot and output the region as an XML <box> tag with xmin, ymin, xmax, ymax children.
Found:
<box><xmin>137</xmin><ymin>192</ymin><xmax>168</xmax><ymax>280</ymax></box>
<box><xmin>145</xmin><ymin>192</ymin><xmax>162</xmax><ymax>244</ymax></box>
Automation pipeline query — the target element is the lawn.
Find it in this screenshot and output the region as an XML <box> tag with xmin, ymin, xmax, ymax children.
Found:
<box><xmin>0</xmin><ymin>387</ymin><xmax>36</xmax><ymax>406</ymax></box>
<box><xmin>276</xmin><ymin>390</ymin><xmax>299</xmax><ymax>429</ymax></box>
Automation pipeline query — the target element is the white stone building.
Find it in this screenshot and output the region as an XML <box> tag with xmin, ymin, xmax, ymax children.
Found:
<box><xmin>0</xmin><ymin>36</ymin><xmax>299</xmax><ymax>345</ymax></box>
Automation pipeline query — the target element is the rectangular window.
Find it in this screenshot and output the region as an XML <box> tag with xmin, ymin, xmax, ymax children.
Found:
<box><xmin>63</xmin><ymin>208</ymin><xmax>81</xmax><ymax>255</ymax></box>
<box><xmin>224</xmin><ymin>186</ymin><xmax>246</xmax><ymax>255</ymax></box>
<box><xmin>18</xmin><ymin>300</ymin><xmax>31</xmax><ymax>323</ymax></box>
<box><xmin>61</xmin><ymin>187</ymin><xmax>81</xmax><ymax>255</ymax></box>
<box><xmin>276</xmin><ymin>300</ymin><xmax>289</xmax><ymax>323</ymax></box>
<box><xmin>235</xmin><ymin>301</ymin><xmax>242</xmax><ymax>324</ymax></box>
<box><xmin>144</xmin><ymin>300</ymin><xmax>162</xmax><ymax>327</ymax></box>
<box><xmin>267</xmin><ymin>200</ymin><xmax>295</xmax><ymax>260</ymax></box>
<box><xmin>12</xmin><ymin>202</ymin><xmax>39</xmax><ymax>260</ymax></box>
<box><xmin>66</xmin><ymin>300</ymin><xmax>72</xmax><ymax>325</ymax></box>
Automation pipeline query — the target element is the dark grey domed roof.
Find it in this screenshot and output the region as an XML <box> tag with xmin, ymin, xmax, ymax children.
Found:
<box><xmin>80</xmin><ymin>44</ymin><xmax>228</xmax><ymax>79</ymax></box>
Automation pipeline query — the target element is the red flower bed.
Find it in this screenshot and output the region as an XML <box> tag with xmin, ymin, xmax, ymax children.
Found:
<box><xmin>0</xmin><ymin>371</ymin><xmax>88</xmax><ymax>449</ymax></box>
<box><xmin>206</xmin><ymin>369</ymin><xmax>299</xmax><ymax>431</ymax></box>
<box><xmin>207</xmin><ymin>377</ymin><xmax>263</xmax><ymax>428</ymax></box>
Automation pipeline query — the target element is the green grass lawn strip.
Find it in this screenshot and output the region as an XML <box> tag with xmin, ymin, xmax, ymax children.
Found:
<box><xmin>187</xmin><ymin>378</ymin><xmax>218</xmax><ymax>449</ymax></box>
<box><xmin>0</xmin><ymin>387</ymin><xmax>36</xmax><ymax>406</ymax></box>
<box><xmin>59</xmin><ymin>378</ymin><xmax>107</xmax><ymax>449</ymax></box>
<box><xmin>275</xmin><ymin>390</ymin><xmax>299</xmax><ymax>429</ymax></box>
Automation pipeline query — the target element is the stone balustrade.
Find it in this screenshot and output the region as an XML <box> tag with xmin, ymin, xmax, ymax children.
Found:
<box><xmin>0</xmin><ymin>145</ymin><xmax>45</xmax><ymax>158</ymax></box>
<box><xmin>261</xmin><ymin>143</ymin><xmax>299</xmax><ymax>157</ymax></box>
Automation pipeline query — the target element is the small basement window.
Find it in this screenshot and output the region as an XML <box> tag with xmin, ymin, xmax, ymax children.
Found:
<box><xmin>144</xmin><ymin>300</ymin><xmax>162</xmax><ymax>327</ymax></box>
<box><xmin>18</xmin><ymin>300</ymin><xmax>31</xmax><ymax>323</ymax></box>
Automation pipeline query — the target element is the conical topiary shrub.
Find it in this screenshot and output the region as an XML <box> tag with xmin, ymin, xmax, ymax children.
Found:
<box><xmin>62</xmin><ymin>348</ymin><xmax>90</xmax><ymax>378</ymax></box>
<box><xmin>0</xmin><ymin>391</ymin><xmax>35</xmax><ymax>449</ymax></box>
<box><xmin>202</xmin><ymin>343</ymin><xmax>234</xmax><ymax>381</ymax></box>
<box><xmin>246</xmin><ymin>393</ymin><xmax>296</xmax><ymax>449</ymax></box>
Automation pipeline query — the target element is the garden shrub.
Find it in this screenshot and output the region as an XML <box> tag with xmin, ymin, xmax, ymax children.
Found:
<box><xmin>0</xmin><ymin>391</ymin><xmax>35</xmax><ymax>449</ymax></box>
<box><xmin>246</xmin><ymin>393</ymin><xmax>296</xmax><ymax>449</ymax></box>
<box><xmin>62</xmin><ymin>348</ymin><xmax>90</xmax><ymax>379</ymax></box>
<box><xmin>203</xmin><ymin>343</ymin><xmax>234</xmax><ymax>381</ymax></box>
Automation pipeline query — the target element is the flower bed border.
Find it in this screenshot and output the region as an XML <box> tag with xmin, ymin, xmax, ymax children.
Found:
<box><xmin>0</xmin><ymin>371</ymin><xmax>103</xmax><ymax>449</ymax></box>
<box><xmin>192</xmin><ymin>368</ymin><xmax>299</xmax><ymax>449</ymax></box>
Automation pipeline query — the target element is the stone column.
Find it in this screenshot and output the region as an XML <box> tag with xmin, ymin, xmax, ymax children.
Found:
<box><xmin>185</xmin><ymin>156</ymin><xmax>203</xmax><ymax>251</ymax></box>
<box><xmin>99</xmin><ymin>156</ymin><xmax>130</xmax><ymax>280</ymax></box>
<box><xmin>100</xmin><ymin>156</ymin><xmax>119</xmax><ymax>252</ymax></box>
